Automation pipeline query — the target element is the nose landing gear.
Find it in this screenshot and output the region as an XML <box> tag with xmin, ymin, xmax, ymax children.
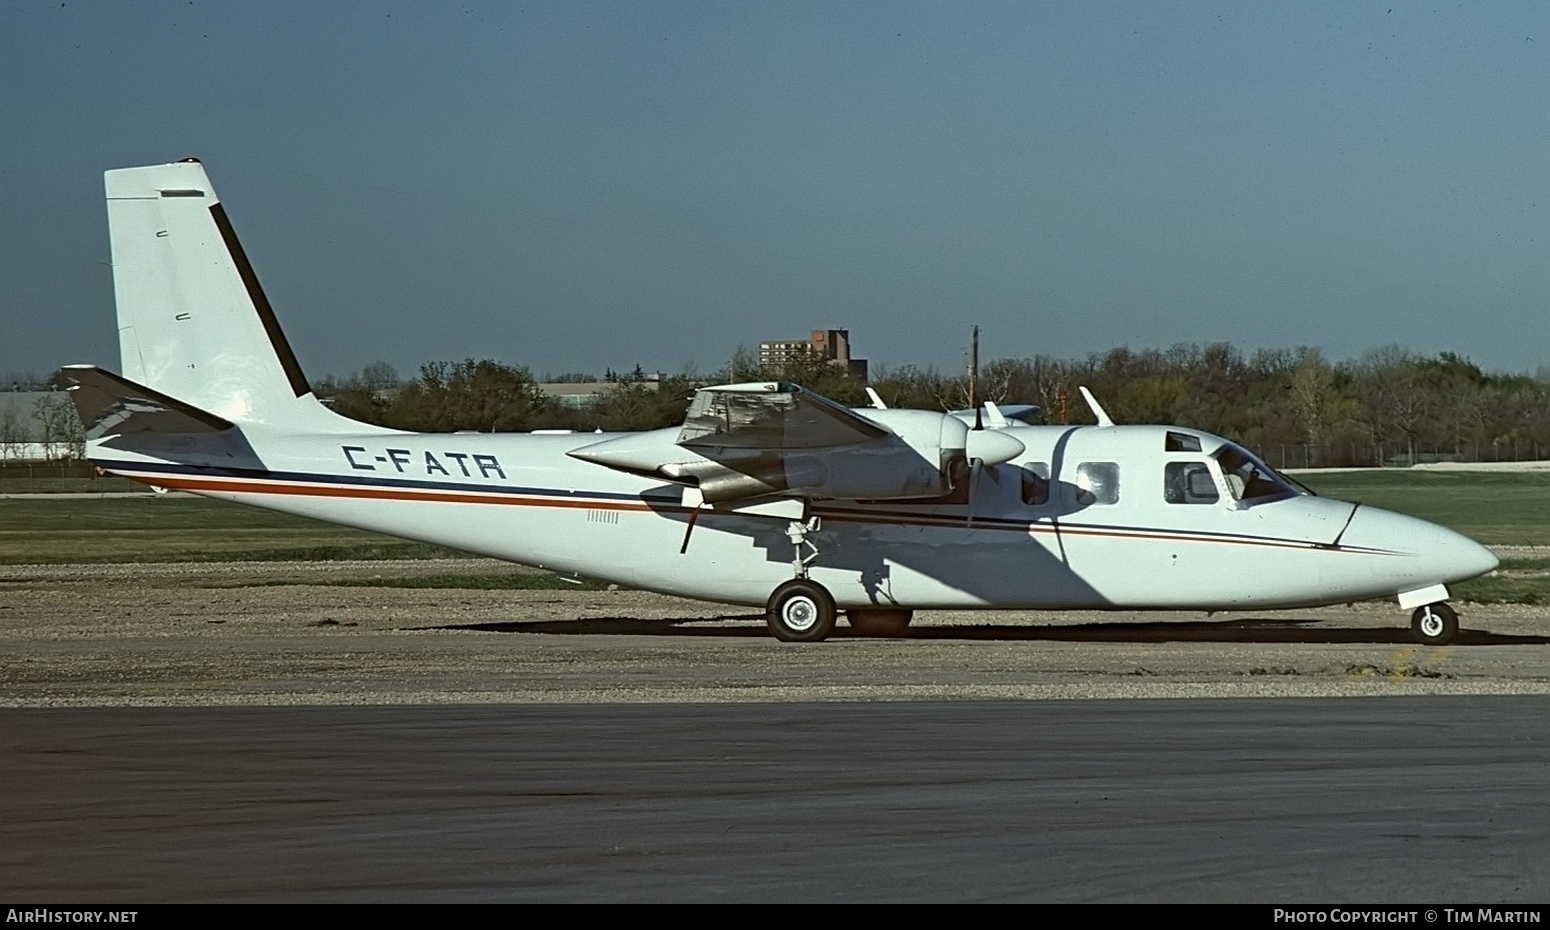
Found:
<box><xmin>1411</xmin><ymin>602</ymin><xmax>1459</xmax><ymax>646</ymax></box>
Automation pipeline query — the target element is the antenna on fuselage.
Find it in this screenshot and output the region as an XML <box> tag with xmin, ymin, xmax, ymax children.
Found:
<box><xmin>968</xmin><ymin>325</ymin><xmax>981</xmax><ymax>430</ymax></box>
<box><xmin>1078</xmin><ymin>386</ymin><xmax>1115</xmax><ymax>427</ymax></box>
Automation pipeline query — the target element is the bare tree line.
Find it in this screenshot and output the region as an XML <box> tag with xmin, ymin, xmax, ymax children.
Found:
<box><xmin>0</xmin><ymin>395</ymin><xmax>84</xmax><ymax>462</ymax></box>
<box><xmin>10</xmin><ymin>344</ymin><xmax>1545</xmax><ymax>466</ymax></box>
<box><xmin>314</xmin><ymin>343</ymin><xmax>1550</xmax><ymax>467</ymax></box>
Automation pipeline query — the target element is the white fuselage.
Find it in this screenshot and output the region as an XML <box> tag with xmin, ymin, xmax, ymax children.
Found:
<box><xmin>90</xmin><ymin>419</ymin><xmax>1498</xmax><ymax>613</ymax></box>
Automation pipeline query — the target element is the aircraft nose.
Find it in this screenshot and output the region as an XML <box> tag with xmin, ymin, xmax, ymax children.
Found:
<box><xmin>1451</xmin><ymin>532</ymin><xmax>1500</xmax><ymax>580</ymax></box>
<box><xmin>1342</xmin><ymin>506</ymin><xmax>1498</xmax><ymax>584</ymax></box>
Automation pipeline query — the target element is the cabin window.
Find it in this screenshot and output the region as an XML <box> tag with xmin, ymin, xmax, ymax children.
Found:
<box><xmin>1214</xmin><ymin>443</ymin><xmax>1297</xmax><ymax>504</ymax></box>
<box><xmin>1021</xmin><ymin>463</ymin><xmax>1050</xmax><ymax>505</ymax></box>
<box><xmin>1075</xmin><ymin>462</ymin><xmax>1119</xmax><ymax>505</ymax></box>
<box><xmin>1164</xmin><ymin>462</ymin><xmax>1219</xmax><ymax>504</ymax></box>
<box><xmin>1165</xmin><ymin>431</ymin><xmax>1202</xmax><ymax>453</ymax></box>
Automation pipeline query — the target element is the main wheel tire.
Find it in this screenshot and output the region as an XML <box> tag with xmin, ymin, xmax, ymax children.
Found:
<box><xmin>767</xmin><ymin>579</ymin><xmax>837</xmax><ymax>643</ymax></box>
<box><xmin>1411</xmin><ymin>602</ymin><xmax>1459</xmax><ymax>646</ymax></box>
<box><xmin>846</xmin><ymin>609</ymin><xmax>914</xmax><ymax>637</ymax></box>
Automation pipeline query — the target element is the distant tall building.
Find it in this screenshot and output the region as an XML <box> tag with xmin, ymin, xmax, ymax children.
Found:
<box><xmin>758</xmin><ymin>329</ymin><xmax>868</xmax><ymax>381</ymax></box>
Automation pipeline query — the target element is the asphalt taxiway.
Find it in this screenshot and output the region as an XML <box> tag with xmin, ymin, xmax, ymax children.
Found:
<box><xmin>5</xmin><ymin>699</ymin><xmax>1548</xmax><ymax>902</ymax></box>
<box><xmin>3</xmin><ymin>560</ymin><xmax>1549</xmax><ymax>901</ymax></box>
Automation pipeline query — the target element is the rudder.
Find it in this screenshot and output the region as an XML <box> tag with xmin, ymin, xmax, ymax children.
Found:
<box><xmin>105</xmin><ymin>158</ymin><xmax>337</xmax><ymax>428</ymax></box>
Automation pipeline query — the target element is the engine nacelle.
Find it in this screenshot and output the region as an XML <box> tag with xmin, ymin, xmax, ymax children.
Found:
<box><xmin>663</xmin><ymin>433</ymin><xmax>944</xmax><ymax>504</ymax></box>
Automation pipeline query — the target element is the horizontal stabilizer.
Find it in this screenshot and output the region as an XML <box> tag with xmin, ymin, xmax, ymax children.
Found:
<box><xmin>58</xmin><ymin>365</ymin><xmax>233</xmax><ymax>440</ymax></box>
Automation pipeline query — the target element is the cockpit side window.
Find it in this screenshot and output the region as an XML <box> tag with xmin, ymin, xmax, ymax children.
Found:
<box><xmin>1075</xmin><ymin>462</ymin><xmax>1120</xmax><ymax>505</ymax></box>
<box><xmin>1164</xmin><ymin>461</ymin><xmax>1219</xmax><ymax>504</ymax></box>
<box><xmin>1021</xmin><ymin>462</ymin><xmax>1050</xmax><ymax>506</ymax></box>
<box><xmin>1214</xmin><ymin>443</ymin><xmax>1296</xmax><ymax>504</ymax></box>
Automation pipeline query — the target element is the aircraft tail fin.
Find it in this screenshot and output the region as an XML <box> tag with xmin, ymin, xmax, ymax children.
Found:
<box><xmin>102</xmin><ymin>158</ymin><xmax>341</xmax><ymax>430</ymax></box>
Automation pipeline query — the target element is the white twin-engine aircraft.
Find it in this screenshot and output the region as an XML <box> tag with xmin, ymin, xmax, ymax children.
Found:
<box><xmin>63</xmin><ymin>159</ymin><xmax>1499</xmax><ymax>645</ymax></box>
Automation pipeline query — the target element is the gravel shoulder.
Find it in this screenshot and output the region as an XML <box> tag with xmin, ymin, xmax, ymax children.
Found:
<box><xmin>4</xmin><ymin>559</ymin><xmax>1550</xmax><ymax>707</ymax></box>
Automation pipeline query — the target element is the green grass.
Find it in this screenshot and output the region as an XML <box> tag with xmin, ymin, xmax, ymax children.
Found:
<box><xmin>1448</xmin><ymin>556</ymin><xmax>1550</xmax><ymax>605</ymax></box>
<box><xmin>1453</xmin><ymin>575</ymin><xmax>1545</xmax><ymax>605</ymax></box>
<box><xmin>1486</xmin><ymin>557</ymin><xmax>1550</xmax><ymax>571</ymax></box>
<box><xmin>0</xmin><ymin>476</ymin><xmax>143</xmax><ymax>494</ymax></box>
<box><xmin>229</xmin><ymin>573</ymin><xmax>610</xmax><ymax>591</ymax></box>
<box><xmin>0</xmin><ymin>496</ymin><xmax>470</xmax><ymax>564</ymax></box>
<box><xmin>0</xmin><ymin>463</ymin><xmax>142</xmax><ymax>495</ymax></box>
<box><xmin>1297</xmin><ymin>470</ymin><xmax>1550</xmax><ymax>546</ymax></box>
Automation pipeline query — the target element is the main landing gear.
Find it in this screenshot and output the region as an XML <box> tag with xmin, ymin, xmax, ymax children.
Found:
<box><xmin>766</xmin><ymin>516</ymin><xmax>914</xmax><ymax>642</ymax></box>
<box><xmin>767</xmin><ymin>578</ymin><xmax>837</xmax><ymax>643</ymax></box>
<box><xmin>1411</xmin><ymin>602</ymin><xmax>1459</xmax><ymax>646</ymax></box>
<box><xmin>765</xmin><ymin>585</ymin><xmax>917</xmax><ymax>642</ymax></box>
<box><xmin>766</xmin><ymin>516</ymin><xmax>836</xmax><ymax>642</ymax></box>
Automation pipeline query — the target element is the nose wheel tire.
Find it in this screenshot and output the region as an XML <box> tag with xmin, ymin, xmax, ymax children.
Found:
<box><xmin>767</xmin><ymin>579</ymin><xmax>837</xmax><ymax>643</ymax></box>
<box><xmin>1411</xmin><ymin>602</ymin><xmax>1459</xmax><ymax>646</ymax></box>
<box><xmin>847</xmin><ymin>609</ymin><xmax>914</xmax><ymax>637</ymax></box>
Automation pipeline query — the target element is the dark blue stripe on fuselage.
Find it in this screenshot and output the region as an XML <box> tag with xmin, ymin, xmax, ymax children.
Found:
<box><xmin>92</xmin><ymin>458</ymin><xmax>674</xmax><ymax>504</ymax></box>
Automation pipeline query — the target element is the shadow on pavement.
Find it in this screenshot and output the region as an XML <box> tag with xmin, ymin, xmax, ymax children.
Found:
<box><xmin>415</xmin><ymin>615</ymin><xmax>1550</xmax><ymax>645</ymax></box>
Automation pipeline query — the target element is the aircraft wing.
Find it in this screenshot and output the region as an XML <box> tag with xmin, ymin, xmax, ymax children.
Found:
<box><xmin>677</xmin><ymin>382</ymin><xmax>888</xmax><ymax>451</ymax></box>
<box><xmin>58</xmin><ymin>365</ymin><xmax>233</xmax><ymax>440</ymax></box>
<box><xmin>571</xmin><ymin>381</ymin><xmax>1023</xmax><ymax>505</ymax></box>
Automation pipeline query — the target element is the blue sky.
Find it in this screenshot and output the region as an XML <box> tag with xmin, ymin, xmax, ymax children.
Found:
<box><xmin>4</xmin><ymin>2</ymin><xmax>1547</xmax><ymax>382</ymax></box>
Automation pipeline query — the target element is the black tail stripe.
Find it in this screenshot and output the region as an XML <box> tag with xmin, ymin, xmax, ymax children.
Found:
<box><xmin>208</xmin><ymin>202</ymin><xmax>312</xmax><ymax>398</ymax></box>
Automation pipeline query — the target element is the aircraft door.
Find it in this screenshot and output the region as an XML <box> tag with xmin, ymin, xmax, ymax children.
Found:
<box><xmin>967</xmin><ymin>462</ymin><xmax>1026</xmax><ymax>526</ymax></box>
<box><xmin>988</xmin><ymin>460</ymin><xmax>1084</xmax><ymax>604</ymax></box>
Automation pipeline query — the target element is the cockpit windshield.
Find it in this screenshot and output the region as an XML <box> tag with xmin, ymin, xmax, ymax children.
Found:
<box><xmin>1213</xmin><ymin>443</ymin><xmax>1299</xmax><ymax>504</ymax></box>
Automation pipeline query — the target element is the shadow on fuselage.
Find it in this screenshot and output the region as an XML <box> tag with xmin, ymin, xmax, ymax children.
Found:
<box><xmin>409</xmin><ymin>616</ymin><xmax>1550</xmax><ymax>646</ymax></box>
